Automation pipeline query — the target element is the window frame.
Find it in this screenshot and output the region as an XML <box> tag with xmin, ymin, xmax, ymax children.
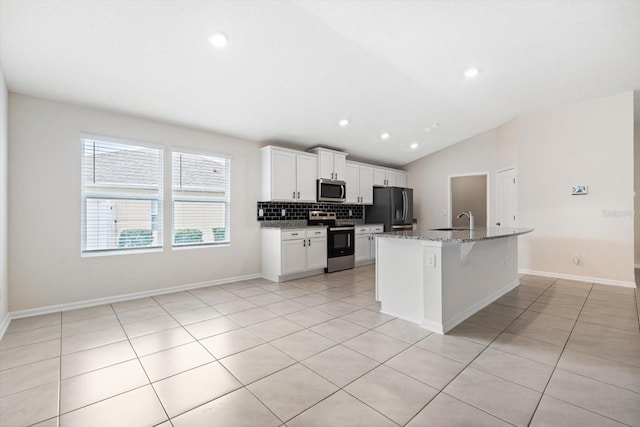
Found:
<box><xmin>80</xmin><ymin>134</ymin><xmax>164</xmax><ymax>256</ymax></box>
<box><xmin>171</xmin><ymin>147</ymin><xmax>231</xmax><ymax>248</ymax></box>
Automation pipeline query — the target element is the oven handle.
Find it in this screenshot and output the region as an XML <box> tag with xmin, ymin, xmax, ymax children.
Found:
<box><xmin>330</xmin><ymin>227</ymin><xmax>355</xmax><ymax>231</ymax></box>
<box><xmin>341</xmin><ymin>185</ymin><xmax>345</xmax><ymax>200</ymax></box>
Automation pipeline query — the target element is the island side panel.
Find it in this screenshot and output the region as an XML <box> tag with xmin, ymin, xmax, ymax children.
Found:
<box><xmin>376</xmin><ymin>237</ymin><xmax>433</xmax><ymax>324</ymax></box>
<box><xmin>440</xmin><ymin>235</ymin><xmax>520</xmax><ymax>332</ymax></box>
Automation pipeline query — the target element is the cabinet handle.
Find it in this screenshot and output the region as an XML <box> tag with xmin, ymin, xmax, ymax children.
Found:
<box><xmin>292</xmin><ymin>191</ymin><xmax>296</xmax><ymax>198</ymax></box>
<box><xmin>291</xmin><ymin>233</ymin><xmax>298</xmax><ymax>236</ymax></box>
<box><xmin>303</xmin><ymin>240</ymin><xmax>306</xmax><ymax>247</ymax></box>
<box><xmin>308</xmin><ymin>239</ymin><xmax>311</xmax><ymax>246</ymax></box>
<box><xmin>297</xmin><ymin>192</ymin><xmax>300</xmax><ymax>199</ymax></box>
<box><xmin>335</xmin><ymin>173</ymin><xmax>338</xmax><ymax>179</ymax></box>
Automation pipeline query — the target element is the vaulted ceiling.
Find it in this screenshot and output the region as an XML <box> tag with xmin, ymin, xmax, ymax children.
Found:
<box><xmin>1</xmin><ymin>0</ymin><xmax>639</xmax><ymax>166</ymax></box>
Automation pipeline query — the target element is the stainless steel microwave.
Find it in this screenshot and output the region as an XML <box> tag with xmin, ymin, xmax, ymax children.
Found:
<box><xmin>317</xmin><ymin>179</ymin><xmax>346</xmax><ymax>203</ymax></box>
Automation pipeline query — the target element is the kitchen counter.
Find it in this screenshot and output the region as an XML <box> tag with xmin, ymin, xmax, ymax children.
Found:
<box><xmin>378</xmin><ymin>227</ymin><xmax>534</xmax><ymax>243</ymax></box>
<box><xmin>260</xmin><ymin>223</ymin><xmax>328</xmax><ymax>230</ymax></box>
<box><xmin>375</xmin><ymin>227</ymin><xmax>533</xmax><ymax>334</ymax></box>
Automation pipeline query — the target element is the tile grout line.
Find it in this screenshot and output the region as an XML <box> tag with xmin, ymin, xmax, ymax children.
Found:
<box><xmin>401</xmin><ymin>277</ymin><xmax>558</xmax><ymax>427</ymax></box>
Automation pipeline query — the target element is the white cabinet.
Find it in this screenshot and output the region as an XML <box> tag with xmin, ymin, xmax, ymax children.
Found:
<box><xmin>309</xmin><ymin>148</ymin><xmax>346</xmax><ymax>181</ymax></box>
<box><xmin>261</xmin><ymin>146</ymin><xmax>317</xmax><ymax>202</ymax></box>
<box><xmin>355</xmin><ymin>225</ymin><xmax>384</xmax><ymax>265</ymax></box>
<box><xmin>262</xmin><ymin>228</ymin><xmax>327</xmax><ymax>282</ymax></box>
<box><xmin>345</xmin><ymin>161</ymin><xmax>374</xmax><ymax>204</ymax></box>
<box><xmin>374</xmin><ymin>168</ymin><xmax>407</xmax><ymax>187</ymax></box>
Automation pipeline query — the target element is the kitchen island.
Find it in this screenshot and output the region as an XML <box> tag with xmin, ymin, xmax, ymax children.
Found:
<box><xmin>375</xmin><ymin>227</ymin><xmax>534</xmax><ymax>334</ymax></box>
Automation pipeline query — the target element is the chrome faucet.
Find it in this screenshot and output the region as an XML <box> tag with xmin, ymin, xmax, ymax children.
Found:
<box><xmin>457</xmin><ymin>211</ymin><xmax>474</xmax><ymax>230</ymax></box>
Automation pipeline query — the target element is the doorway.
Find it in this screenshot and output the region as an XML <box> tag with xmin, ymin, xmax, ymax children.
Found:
<box><xmin>496</xmin><ymin>168</ymin><xmax>518</xmax><ymax>227</ymax></box>
<box><xmin>449</xmin><ymin>173</ymin><xmax>489</xmax><ymax>228</ymax></box>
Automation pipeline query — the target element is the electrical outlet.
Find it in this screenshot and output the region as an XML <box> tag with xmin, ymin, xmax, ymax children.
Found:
<box><xmin>258</xmin><ymin>208</ymin><xmax>264</xmax><ymax>217</ymax></box>
<box><xmin>349</xmin><ymin>209</ymin><xmax>352</xmax><ymax>216</ymax></box>
<box><xmin>426</xmin><ymin>254</ymin><xmax>436</xmax><ymax>268</ymax></box>
<box><xmin>281</xmin><ymin>209</ymin><xmax>286</xmax><ymax>217</ymax></box>
<box><xmin>573</xmin><ymin>254</ymin><xmax>580</xmax><ymax>265</ymax></box>
<box><xmin>442</xmin><ymin>209</ymin><xmax>447</xmax><ymax>216</ymax></box>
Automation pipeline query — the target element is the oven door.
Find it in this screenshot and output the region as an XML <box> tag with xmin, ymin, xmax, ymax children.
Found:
<box><xmin>317</xmin><ymin>179</ymin><xmax>346</xmax><ymax>203</ymax></box>
<box><xmin>327</xmin><ymin>227</ymin><xmax>355</xmax><ymax>258</ymax></box>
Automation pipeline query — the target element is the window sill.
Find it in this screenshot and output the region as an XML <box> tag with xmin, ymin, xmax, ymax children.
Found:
<box><xmin>81</xmin><ymin>247</ymin><xmax>163</xmax><ymax>258</ymax></box>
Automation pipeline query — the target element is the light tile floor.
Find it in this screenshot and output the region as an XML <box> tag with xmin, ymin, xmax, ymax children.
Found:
<box><xmin>1</xmin><ymin>266</ymin><xmax>639</xmax><ymax>426</ymax></box>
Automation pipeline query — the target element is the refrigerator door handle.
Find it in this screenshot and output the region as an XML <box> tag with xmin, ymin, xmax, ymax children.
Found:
<box><xmin>402</xmin><ymin>190</ymin><xmax>407</xmax><ymax>221</ymax></box>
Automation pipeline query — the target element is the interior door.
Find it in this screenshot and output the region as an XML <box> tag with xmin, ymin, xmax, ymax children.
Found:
<box><xmin>451</xmin><ymin>174</ymin><xmax>488</xmax><ymax>228</ymax></box>
<box><xmin>496</xmin><ymin>168</ymin><xmax>518</xmax><ymax>227</ymax></box>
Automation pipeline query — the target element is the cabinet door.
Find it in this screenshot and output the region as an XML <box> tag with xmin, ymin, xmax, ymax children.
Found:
<box><xmin>385</xmin><ymin>171</ymin><xmax>396</xmax><ymax>187</ymax></box>
<box><xmin>318</xmin><ymin>151</ymin><xmax>335</xmax><ymax>179</ymax></box>
<box><xmin>282</xmin><ymin>239</ymin><xmax>307</xmax><ymax>275</ymax></box>
<box><xmin>359</xmin><ymin>166</ymin><xmax>374</xmax><ymax>204</ymax></box>
<box><xmin>307</xmin><ymin>237</ymin><xmax>327</xmax><ymax>270</ymax></box>
<box><xmin>344</xmin><ymin>163</ymin><xmax>360</xmax><ymax>203</ymax></box>
<box><xmin>271</xmin><ymin>150</ymin><xmax>296</xmax><ymax>200</ymax></box>
<box><xmin>333</xmin><ymin>153</ymin><xmax>346</xmax><ymax>181</ymax></box>
<box><xmin>395</xmin><ymin>171</ymin><xmax>407</xmax><ymax>188</ymax></box>
<box><xmin>296</xmin><ymin>154</ymin><xmax>317</xmax><ymax>202</ymax></box>
<box><xmin>355</xmin><ymin>234</ymin><xmax>370</xmax><ymax>262</ymax></box>
<box><xmin>373</xmin><ymin>168</ymin><xmax>387</xmax><ymax>186</ymax></box>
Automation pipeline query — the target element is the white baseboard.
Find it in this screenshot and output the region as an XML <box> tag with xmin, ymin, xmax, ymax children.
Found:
<box><xmin>441</xmin><ymin>278</ymin><xmax>520</xmax><ymax>333</ymax></box>
<box><xmin>519</xmin><ymin>269</ymin><xmax>636</xmax><ymax>288</ymax></box>
<box><xmin>5</xmin><ymin>273</ymin><xmax>262</xmax><ymax>324</ymax></box>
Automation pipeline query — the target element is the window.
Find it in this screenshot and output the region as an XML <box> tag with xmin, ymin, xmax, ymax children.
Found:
<box><xmin>81</xmin><ymin>137</ymin><xmax>163</xmax><ymax>253</ymax></box>
<box><xmin>172</xmin><ymin>150</ymin><xmax>230</xmax><ymax>246</ymax></box>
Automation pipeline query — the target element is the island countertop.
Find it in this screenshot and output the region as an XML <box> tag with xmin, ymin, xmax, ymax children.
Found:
<box><xmin>377</xmin><ymin>226</ymin><xmax>534</xmax><ymax>243</ymax></box>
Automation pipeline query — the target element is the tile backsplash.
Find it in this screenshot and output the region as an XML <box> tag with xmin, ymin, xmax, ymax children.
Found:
<box><xmin>257</xmin><ymin>201</ymin><xmax>364</xmax><ymax>221</ymax></box>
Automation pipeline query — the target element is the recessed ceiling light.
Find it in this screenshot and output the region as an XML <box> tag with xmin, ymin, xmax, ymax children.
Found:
<box><xmin>464</xmin><ymin>67</ymin><xmax>479</xmax><ymax>78</ymax></box>
<box><xmin>410</xmin><ymin>142</ymin><xmax>419</xmax><ymax>150</ymax></box>
<box><xmin>338</xmin><ymin>119</ymin><xmax>350</xmax><ymax>127</ymax></box>
<box><xmin>380</xmin><ymin>133</ymin><xmax>390</xmax><ymax>140</ymax></box>
<box><xmin>209</xmin><ymin>32</ymin><xmax>228</xmax><ymax>48</ymax></box>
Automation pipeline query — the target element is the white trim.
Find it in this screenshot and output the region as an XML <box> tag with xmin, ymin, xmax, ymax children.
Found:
<box><xmin>519</xmin><ymin>269</ymin><xmax>636</xmax><ymax>288</ymax></box>
<box><xmin>0</xmin><ymin>312</ymin><xmax>10</xmax><ymax>341</ymax></box>
<box><xmin>635</xmin><ymin>264</ymin><xmax>640</xmax><ymax>269</ymax></box>
<box><xmin>80</xmin><ymin>132</ymin><xmax>165</xmax><ymax>151</ymax></box>
<box><xmin>6</xmin><ymin>273</ymin><xmax>262</xmax><ymax>322</ymax></box>
<box><xmin>440</xmin><ymin>278</ymin><xmax>520</xmax><ymax>333</ymax></box>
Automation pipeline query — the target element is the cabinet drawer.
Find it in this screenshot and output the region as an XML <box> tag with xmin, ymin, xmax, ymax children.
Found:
<box><xmin>370</xmin><ymin>226</ymin><xmax>384</xmax><ymax>233</ymax></box>
<box><xmin>281</xmin><ymin>230</ymin><xmax>305</xmax><ymax>240</ymax></box>
<box><xmin>306</xmin><ymin>228</ymin><xmax>327</xmax><ymax>238</ymax></box>
<box><xmin>355</xmin><ymin>226</ymin><xmax>370</xmax><ymax>235</ymax></box>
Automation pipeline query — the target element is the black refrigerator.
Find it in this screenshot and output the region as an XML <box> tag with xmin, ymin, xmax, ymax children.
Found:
<box><xmin>365</xmin><ymin>186</ymin><xmax>414</xmax><ymax>231</ymax></box>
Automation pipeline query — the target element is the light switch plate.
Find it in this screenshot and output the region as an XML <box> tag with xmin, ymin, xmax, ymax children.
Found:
<box><xmin>281</xmin><ymin>209</ymin><xmax>286</xmax><ymax>216</ymax></box>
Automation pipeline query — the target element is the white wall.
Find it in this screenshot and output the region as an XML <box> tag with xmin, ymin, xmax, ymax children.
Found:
<box><xmin>0</xmin><ymin>66</ymin><xmax>8</xmax><ymax>325</ymax></box>
<box><xmin>8</xmin><ymin>94</ymin><xmax>262</xmax><ymax>311</ymax></box>
<box><xmin>407</xmin><ymin>92</ymin><xmax>635</xmax><ymax>286</ymax></box>
<box><xmin>406</xmin><ymin>129</ymin><xmax>497</xmax><ymax>233</ymax></box>
<box><xmin>518</xmin><ymin>92</ymin><xmax>634</xmax><ymax>285</ymax></box>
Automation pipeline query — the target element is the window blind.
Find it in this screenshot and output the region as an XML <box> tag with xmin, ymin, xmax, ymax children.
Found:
<box><xmin>81</xmin><ymin>138</ymin><xmax>163</xmax><ymax>252</ymax></box>
<box><xmin>172</xmin><ymin>150</ymin><xmax>230</xmax><ymax>246</ymax></box>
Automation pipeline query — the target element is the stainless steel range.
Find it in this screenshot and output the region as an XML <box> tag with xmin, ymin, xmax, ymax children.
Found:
<box><xmin>308</xmin><ymin>211</ymin><xmax>355</xmax><ymax>273</ymax></box>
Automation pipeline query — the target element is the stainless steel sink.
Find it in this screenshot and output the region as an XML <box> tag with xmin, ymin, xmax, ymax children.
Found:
<box><xmin>430</xmin><ymin>227</ymin><xmax>470</xmax><ymax>231</ymax></box>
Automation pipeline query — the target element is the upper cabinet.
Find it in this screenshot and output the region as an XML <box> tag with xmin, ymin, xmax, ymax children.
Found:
<box><xmin>345</xmin><ymin>161</ymin><xmax>374</xmax><ymax>204</ymax></box>
<box><xmin>373</xmin><ymin>167</ymin><xmax>407</xmax><ymax>187</ymax></box>
<box><xmin>308</xmin><ymin>147</ymin><xmax>347</xmax><ymax>181</ymax></box>
<box><xmin>260</xmin><ymin>146</ymin><xmax>317</xmax><ymax>202</ymax></box>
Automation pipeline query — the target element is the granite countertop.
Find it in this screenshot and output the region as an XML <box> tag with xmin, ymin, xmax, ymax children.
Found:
<box><xmin>260</xmin><ymin>219</ymin><xmax>364</xmax><ymax>229</ymax></box>
<box><xmin>261</xmin><ymin>223</ymin><xmax>328</xmax><ymax>230</ymax></box>
<box><xmin>376</xmin><ymin>227</ymin><xmax>534</xmax><ymax>243</ymax></box>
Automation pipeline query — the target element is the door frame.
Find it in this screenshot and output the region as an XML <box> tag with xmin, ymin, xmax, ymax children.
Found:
<box><xmin>495</xmin><ymin>166</ymin><xmax>518</xmax><ymax>227</ymax></box>
<box><xmin>447</xmin><ymin>171</ymin><xmax>491</xmax><ymax>227</ymax></box>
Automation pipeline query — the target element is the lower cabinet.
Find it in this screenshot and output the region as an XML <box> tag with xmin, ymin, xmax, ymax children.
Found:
<box><xmin>262</xmin><ymin>228</ymin><xmax>327</xmax><ymax>282</ymax></box>
<box><xmin>355</xmin><ymin>225</ymin><xmax>384</xmax><ymax>265</ymax></box>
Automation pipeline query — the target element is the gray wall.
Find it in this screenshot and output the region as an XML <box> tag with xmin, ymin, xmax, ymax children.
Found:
<box><xmin>451</xmin><ymin>175</ymin><xmax>487</xmax><ymax>228</ymax></box>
